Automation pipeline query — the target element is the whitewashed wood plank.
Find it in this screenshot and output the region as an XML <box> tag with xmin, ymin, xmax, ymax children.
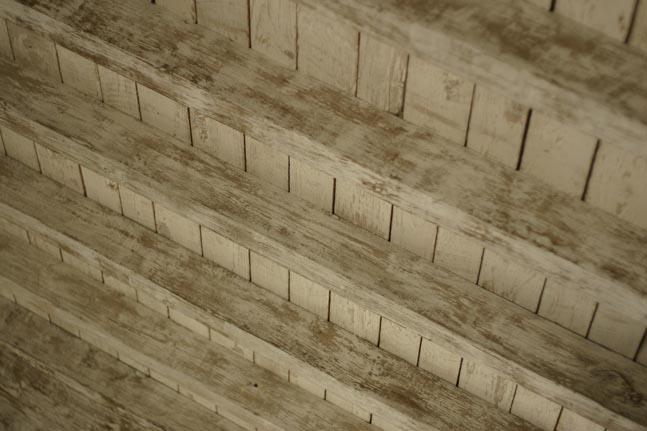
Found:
<box><xmin>56</xmin><ymin>45</ymin><xmax>102</xmax><ymax>100</ymax></box>
<box><xmin>289</xmin><ymin>158</ymin><xmax>334</xmax><ymax>212</ymax></box>
<box><xmin>0</xmin><ymin>19</ymin><xmax>12</xmax><ymax>59</ymax></box>
<box><xmin>245</xmin><ymin>136</ymin><xmax>289</xmax><ymax>191</ymax></box>
<box><xmin>289</xmin><ymin>272</ymin><xmax>330</xmax><ymax>319</ymax></box>
<box><xmin>329</xmin><ymin>292</ymin><xmax>380</xmax><ymax>345</ymax></box>
<box><xmin>458</xmin><ymin>361</ymin><xmax>517</xmax><ymax>411</ymax></box>
<box><xmin>98</xmin><ymin>66</ymin><xmax>140</xmax><ymax>119</ymax></box>
<box><xmin>418</xmin><ymin>338</ymin><xmax>462</xmax><ymax>385</ymax></box>
<box><xmin>202</xmin><ymin>226</ymin><xmax>250</xmax><ymax>279</ymax></box>
<box><xmin>510</xmin><ymin>387</ymin><xmax>562</xmax><ymax>431</ymax></box>
<box><xmin>81</xmin><ymin>166</ymin><xmax>122</xmax><ymax>213</ymax></box>
<box><xmin>389</xmin><ymin>207</ymin><xmax>437</xmax><ymax>260</ymax></box>
<box><xmin>249</xmin><ymin>251</ymin><xmax>289</xmax><ymax>299</ymax></box>
<box><xmin>379</xmin><ymin>318</ymin><xmax>421</xmax><ymax>366</ymax></box>
<box><xmin>190</xmin><ymin>110</ymin><xmax>245</xmax><ymax>170</ymax></box>
<box><xmin>433</xmin><ymin>228</ymin><xmax>483</xmax><ymax>283</ymax></box>
<box><xmin>537</xmin><ymin>280</ymin><xmax>597</xmax><ymax>336</ymax></box>
<box><xmin>119</xmin><ymin>186</ymin><xmax>156</xmax><ymax>231</ymax></box>
<box><xmin>6</xmin><ymin>21</ymin><xmax>59</xmax><ymax>83</ymax></box>
<box><xmin>250</xmin><ymin>0</ymin><xmax>296</xmax><ymax>69</ymax></box>
<box><xmin>195</xmin><ymin>0</ymin><xmax>249</xmax><ymax>46</ymax></box>
<box><xmin>588</xmin><ymin>303</ymin><xmax>647</xmax><ymax>358</ymax></box>
<box><xmin>138</xmin><ymin>84</ymin><xmax>191</xmax><ymax>145</ymax></box>
<box><xmin>334</xmin><ymin>180</ymin><xmax>392</xmax><ymax>240</ymax></box>
<box><xmin>154</xmin><ymin>203</ymin><xmax>203</xmax><ymax>254</ymax></box>
<box><xmin>34</xmin><ymin>143</ymin><xmax>84</xmax><ymax>194</ymax></box>
<box><xmin>0</xmin><ymin>126</ymin><xmax>40</xmax><ymax>171</ymax></box>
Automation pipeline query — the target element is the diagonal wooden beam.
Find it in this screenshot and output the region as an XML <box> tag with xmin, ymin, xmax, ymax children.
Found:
<box><xmin>0</xmin><ymin>63</ymin><xmax>645</xmax><ymax>430</ymax></box>
<box><xmin>293</xmin><ymin>0</ymin><xmax>647</xmax><ymax>154</ymax></box>
<box><xmin>0</xmin><ymin>0</ymin><xmax>645</xmax><ymax>326</ymax></box>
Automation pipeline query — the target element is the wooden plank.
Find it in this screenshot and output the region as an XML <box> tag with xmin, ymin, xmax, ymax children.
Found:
<box><xmin>34</xmin><ymin>143</ymin><xmax>84</xmax><ymax>194</ymax></box>
<box><xmin>154</xmin><ymin>203</ymin><xmax>203</xmax><ymax>254</ymax></box>
<box><xmin>404</xmin><ymin>57</ymin><xmax>474</xmax><ymax>144</ymax></box>
<box><xmin>289</xmin><ymin>272</ymin><xmax>330</xmax><ymax>319</ymax></box>
<box><xmin>587</xmin><ymin>303</ymin><xmax>647</xmax><ymax>359</ymax></box>
<box><xmin>56</xmin><ymin>44</ymin><xmax>102</xmax><ymax>100</ymax></box>
<box><xmin>433</xmin><ymin>228</ymin><xmax>483</xmax><ymax>283</ymax></box>
<box><xmin>520</xmin><ymin>111</ymin><xmax>597</xmax><ymax>198</ymax></box>
<box><xmin>418</xmin><ymin>339</ymin><xmax>462</xmax><ymax>385</ymax></box>
<box><xmin>27</xmin><ymin>229</ymin><xmax>62</xmax><ymax>259</ymax></box>
<box><xmin>202</xmin><ymin>226</ymin><xmax>250</xmax><ymax>279</ymax></box>
<box><xmin>329</xmin><ymin>291</ymin><xmax>380</xmax><ymax>345</ymax></box>
<box><xmin>554</xmin><ymin>0</ymin><xmax>637</xmax><ymax>40</ymax></box>
<box><xmin>250</xmin><ymin>0</ymin><xmax>297</xmax><ymax>69</ymax></box>
<box><xmin>289</xmin><ymin>158</ymin><xmax>334</xmax><ymax>212</ymax></box>
<box><xmin>0</xmin><ymin>19</ymin><xmax>12</xmax><ymax>59</ymax></box>
<box><xmin>536</xmin><ymin>280</ymin><xmax>597</xmax><ymax>336</ymax></box>
<box><xmin>356</xmin><ymin>34</ymin><xmax>407</xmax><ymax>114</ymax></box>
<box><xmin>478</xmin><ymin>249</ymin><xmax>546</xmax><ymax>312</ymax></box>
<box><xmin>156</xmin><ymin>0</ymin><xmax>196</xmax><ymax>24</ymax></box>
<box><xmin>0</xmin><ymin>62</ymin><xmax>644</xmax><ymax>431</ymax></box>
<box><xmin>458</xmin><ymin>361</ymin><xmax>517</xmax><ymax>411</ymax></box>
<box><xmin>0</xmin><ymin>237</ymin><xmax>414</xmax><ymax>431</ymax></box>
<box><xmin>61</xmin><ymin>248</ymin><xmax>103</xmax><ymax>281</ymax></box>
<box><xmin>6</xmin><ymin>0</ymin><xmax>647</xmax><ymax>327</ymax></box>
<box><xmin>389</xmin><ymin>207</ymin><xmax>437</xmax><ymax>260</ymax></box>
<box><xmin>195</xmin><ymin>0</ymin><xmax>249</xmax><ymax>46</ymax></box>
<box><xmin>249</xmin><ymin>251</ymin><xmax>289</xmax><ymax>299</ymax></box>
<box><xmin>557</xmin><ymin>409</ymin><xmax>605</xmax><ymax>431</ymax></box>
<box><xmin>97</xmin><ymin>65</ymin><xmax>140</xmax><ymax>118</ymax></box>
<box><xmin>81</xmin><ymin>165</ymin><xmax>123</xmax><ymax>213</ymax></box>
<box><xmin>190</xmin><ymin>110</ymin><xmax>246</xmax><ymax>170</ymax></box>
<box><xmin>326</xmin><ymin>391</ymin><xmax>371</xmax><ymax>423</ymax></box>
<box><xmin>0</xmin><ymin>125</ymin><xmax>40</xmax><ymax>171</ymax></box>
<box><xmin>0</xmin><ymin>160</ymin><xmax>543</xmax><ymax>431</ymax></box>
<box><xmin>297</xmin><ymin>5</ymin><xmax>358</xmax><ymax>94</ymax></box>
<box><xmin>292</xmin><ymin>0</ymin><xmax>647</xmax><ymax>155</ymax></box>
<box><xmin>138</xmin><ymin>84</ymin><xmax>191</xmax><ymax>145</ymax></box>
<box><xmin>245</xmin><ymin>136</ymin><xmax>289</xmax><ymax>191</ymax></box>
<box><xmin>6</xmin><ymin>20</ymin><xmax>59</xmax><ymax>83</ymax></box>
<box><xmin>510</xmin><ymin>387</ymin><xmax>562</xmax><ymax>431</ymax></box>
<box><xmin>334</xmin><ymin>179</ymin><xmax>392</xmax><ymax>239</ymax></box>
<box><xmin>120</xmin><ymin>185</ymin><xmax>156</xmax><ymax>231</ymax></box>
<box><xmin>379</xmin><ymin>318</ymin><xmax>421</xmax><ymax>366</ymax></box>
<box><xmin>630</xmin><ymin>0</ymin><xmax>647</xmax><ymax>51</ymax></box>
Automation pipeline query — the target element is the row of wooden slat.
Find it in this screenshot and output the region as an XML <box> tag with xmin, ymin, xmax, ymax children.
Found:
<box><xmin>0</xmin><ymin>56</ymin><xmax>645</xmax><ymax>430</ymax></box>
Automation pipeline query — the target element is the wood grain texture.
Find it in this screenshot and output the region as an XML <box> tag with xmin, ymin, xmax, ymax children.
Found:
<box><xmin>554</xmin><ymin>0</ymin><xmax>637</xmax><ymax>40</ymax></box>
<box><xmin>389</xmin><ymin>207</ymin><xmax>437</xmax><ymax>260</ymax></box>
<box><xmin>291</xmin><ymin>0</ymin><xmax>647</xmax><ymax>155</ymax></box>
<box><xmin>404</xmin><ymin>56</ymin><xmax>474</xmax><ymax>144</ymax></box>
<box><xmin>537</xmin><ymin>280</ymin><xmax>597</xmax><ymax>336</ymax></box>
<box><xmin>289</xmin><ymin>158</ymin><xmax>334</xmax><ymax>212</ymax></box>
<box><xmin>379</xmin><ymin>318</ymin><xmax>421</xmax><ymax>366</ymax></box>
<box><xmin>458</xmin><ymin>360</ymin><xmax>517</xmax><ymax>411</ymax></box>
<box><xmin>329</xmin><ymin>291</ymin><xmax>380</xmax><ymax>345</ymax></box>
<box><xmin>356</xmin><ymin>34</ymin><xmax>407</xmax><ymax>114</ymax></box>
<box><xmin>245</xmin><ymin>136</ymin><xmax>289</xmax><ymax>191</ymax></box>
<box><xmin>5</xmin><ymin>0</ymin><xmax>646</xmax><ymax>326</ymax></box>
<box><xmin>97</xmin><ymin>66</ymin><xmax>140</xmax><ymax>119</ymax></box>
<box><xmin>0</xmin><ymin>19</ymin><xmax>12</xmax><ymax>59</ymax></box>
<box><xmin>119</xmin><ymin>185</ymin><xmax>156</xmax><ymax>231</ymax></box>
<box><xmin>6</xmin><ymin>20</ymin><xmax>59</xmax><ymax>83</ymax></box>
<box><xmin>81</xmin><ymin>165</ymin><xmax>122</xmax><ymax>213</ymax></box>
<box><xmin>190</xmin><ymin>109</ymin><xmax>246</xmax><ymax>170</ymax></box>
<box><xmin>433</xmin><ymin>228</ymin><xmax>483</xmax><ymax>283</ymax></box>
<box><xmin>0</xmin><ymin>160</ymin><xmax>544</xmax><ymax>431</ymax></box>
<box><xmin>418</xmin><ymin>339</ymin><xmax>462</xmax><ymax>385</ymax></box>
<box><xmin>289</xmin><ymin>272</ymin><xmax>330</xmax><ymax>319</ymax></box>
<box><xmin>0</xmin><ymin>237</ymin><xmax>376</xmax><ymax>431</ymax></box>
<box><xmin>0</xmin><ymin>125</ymin><xmax>40</xmax><ymax>171</ymax></box>
<box><xmin>334</xmin><ymin>179</ymin><xmax>392</xmax><ymax>239</ymax></box>
<box><xmin>202</xmin><ymin>226</ymin><xmax>250</xmax><ymax>279</ymax></box>
<box><xmin>557</xmin><ymin>409</ymin><xmax>605</xmax><ymax>431</ymax></box>
<box><xmin>34</xmin><ymin>143</ymin><xmax>84</xmax><ymax>194</ymax></box>
<box><xmin>138</xmin><ymin>84</ymin><xmax>191</xmax><ymax>145</ymax></box>
<box><xmin>154</xmin><ymin>203</ymin><xmax>203</xmax><ymax>254</ymax></box>
<box><xmin>511</xmin><ymin>387</ymin><xmax>562</xmax><ymax>431</ymax></box>
<box><xmin>250</xmin><ymin>251</ymin><xmax>289</xmax><ymax>299</ymax></box>
<box><xmin>587</xmin><ymin>302</ymin><xmax>647</xmax><ymax>358</ymax></box>
<box><xmin>156</xmin><ymin>0</ymin><xmax>197</xmax><ymax>24</ymax></box>
<box><xmin>630</xmin><ymin>0</ymin><xmax>647</xmax><ymax>51</ymax></box>
<box><xmin>56</xmin><ymin>44</ymin><xmax>102</xmax><ymax>99</ymax></box>
<box><xmin>250</xmin><ymin>0</ymin><xmax>296</xmax><ymax>69</ymax></box>
<box><xmin>0</xmin><ymin>57</ymin><xmax>645</xmax><ymax>431</ymax></box>
<box><xmin>297</xmin><ymin>5</ymin><xmax>358</xmax><ymax>94</ymax></box>
<box><xmin>195</xmin><ymin>0</ymin><xmax>249</xmax><ymax>46</ymax></box>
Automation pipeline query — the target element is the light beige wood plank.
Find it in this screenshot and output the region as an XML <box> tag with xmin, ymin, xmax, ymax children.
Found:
<box><xmin>418</xmin><ymin>338</ymin><xmax>462</xmax><ymax>385</ymax></box>
<box><xmin>379</xmin><ymin>318</ymin><xmax>421</xmax><ymax>366</ymax></box>
<box><xmin>0</xmin><ymin>217</ymin><xmax>29</xmax><ymax>243</ymax></box>
<box><xmin>326</xmin><ymin>391</ymin><xmax>371</xmax><ymax>423</ymax></box>
<box><xmin>289</xmin><ymin>272</ymin><xmax>330</xmax><ymax>319</ymax></box>
<box><xmin>629</xmin><ymin>0</ymin><xmax>647</xmax><ymax>51</ymax></box>
<box><xmin>334</xmin><ymin>180</ymin><xmax>392</xmax><ymax>240</ymax></box>
<box><xmin>0</xmin><ymin>19</ymin><xmax>13</xmax><ymax>59</ymax></box>
<box><xmin>521</xmin><ymin>111</ymin><xmax>597</xmax><ymax>197</ymax></box>
<box><xmin>98</xmin><ymin>65</ymin><xmax>140</xmax><ymax>119</ymax></box>
<box><xmin>245</xmin><ymin>136</ymin><xmax>289</xmax><ymax>191</ymax></box>
<box><xmin>136</xmin><ymin>286</ymin><xmax>169</xmax><ymax>317</ymax></box>
<box><xmin>156</xmin><ymin>0</ymin><xmax>196</xmax><ymax>24</ymax></box>
<box><xmin>356</xmin><ymin>34</ymin><xmax>407</xmax><ymax>114</ymax></box>
<box><xmin>588</xmin><ymin>303</ymin><xmax>647</xmax><ymax>358</ymax></box>
<box><xmin>557</xmin><ymin>409</ymin><xmax>605</xmax><ymax>431</ymax></box>
<box><xmin>81</xmin><ymin>166</ymin><xmax>122</xmax><ymax>213</ymax></box>
<box><xmin>289</xmin><ymin>157</ymin><xmax>334</xmax><ymax>212</ymax></box>
<box><xmin>404</xmin><ymin>57</ymin><xmax>474</xmax><ymax>144</ymax></box>
<box><xmin>389</xmin><ymin>207</ymin><xmax>437</xmax><ymax>260</ymax></box>
<box><xmin>458</xmin><ymin>360</ymin><xmax>517</xmax><ymax>411</ymax></box>
<box><xmin>119</xmin><ymin>185</ymin><xmax>156</xmax><ymax>231</ymax></box>
<box><xmin>510</xmin><ymin>387</ymin><xmax>562</xmax><ymax>431</ymax></box>
<box><xmin>169</xmin><ymin>307</ymin><xmax>210</xmax><ymax>339</ymax></box>
<box><xmin>209</xmin><ymin>327</ymin><xmax>254</xmax><ymax>362</ymax></box>
<box><xmin>6</xmin><ymin>21</ymin><xmax>59</xmax><ymax>83</ymax></box>
<box><xmin>190</xmin><ymin>110</ymin><xmax>245</xmax><ymax>169</ymax></box>
<box><xmin>586</xmin><ymin>143</ymin><xmax>647</xmax><ymax>230</ymax></box>
<box><xmin>254</xmin><ymin>352</ymin><xmax>289</xmax><ymax>380</ymax></box>
<box><xmin>202</xmin><ymin>226</ymin><xmax>250</xmax><ymax>279</ymax></box>
<box><xmin>138</xmin><ymin>84</ymin><xmax>191</xmax><ymax>144</ymax></box>
<box><xmin>636</xmin><ymin>338</ymin><xmax>647</xmax><ymax>366</ymax></box>
<box><xmin>554</xmin><ymin>0</ymin><xmax>636</xmax><ymax>40</ymax></box>
<box><xmin>249</xmin><ymin>251</ymin><xmax>289</xmax><ymax>299</ymax></box>
<box><xmin>537</xmin><ymin>280</ymin><xmax>597</xmax><ymax>336</ymax></box>
<box><xmin>250</xmin><ymin>0</ymin><xmax>296</xmax><ymax>69</ymax></box>
<box><xmin>478</xmin><ymin>249</ymin><xmax>545</xmax><ymax>312</ymax></box>
<box><xmin>297</xmin><ymin>5</ymin><xmax>358</xmax><ymax>94</ymax></box>
<box><xmin>61</xmin><ymin>249</ymin><xmax>103</xmax><ymax>281</ymax></box>
<box><xmin>27</xmin><ymin>230</ymin><xmax>61</xmax><ymax>259</ymax></box>
<box><xmin>34</xmin><ymin>143</ymin><xmax>84</xmax><ymax>194</ymax></box>
<box><xmin>195</xmin><ymin>0</ymin><xmax>249</xmax><ymax>46</ymax></box>
<box><xmin>466</xmin><ymin>89</ymin><xmax>527</xmax><ymax>168</ymax></box>
<box><xmin>290</xmin><ymin>372</ymin><xmax>326</xmax><ymax>399</ymax></box>
<box><xmin>154</xmin><ymin>203</ymin><xmax>203</xmax><ymax>254</ymax></box>
<box><xmin>56</xmin><ymin>45</ymin><xmax>102</xmax><ymax>99</ymax></box>
<box><xmin>329</xmin><ymin>292</ymin><xmax>380</xmax><ymax>345</ymax></box>
<box><xmin>0</xmin><ymin>126</ymin><xmax>40</xmax><ymax>171</ymax></box>
<box><xmin>103</xmin><ymin>271</ymin><xmax>138</xmax><ymax>300</ymax></box>
<box><xmin>433</xmin><ymin>228</ymin><xmax>483</xmax><ymax>283</ymax></box>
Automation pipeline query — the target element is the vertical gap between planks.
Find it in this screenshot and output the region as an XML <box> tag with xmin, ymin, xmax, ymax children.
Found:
<box><xmin>187</xmin><ymin>107</ymin><xmax>195</xmax><ymax>147</ymax></box>
<box><xmin>134</xmin><ymin>82</ymin><xmax>144</xmax><ymax>121</ymax></box>
<box><xmin>463</xmin><ymin>84</ymin><xmax>477</xmax><ymax>146</ymax></box>
<box><xmin>474</xmin><ymin>247</ymin><xmax>486</xmax><ymax>285</ymax></box>
<box><xmin>580</xmin><ymin>139</ymin><xmax>600</xmax><ymax>201</ymax></box>
<box><xmin>454</xmin><ymin>357</ymin><xmax>464</xmax><ymax>387</ymax></box>
<box><xmin>386</xmin><ymin>204</ymin><xmax>394</xmax><ymax>241</ymax></box>
<box><xmin>533</xmin><ymin>278</ymin><xmax>548</xmax><ymax>314</ymax></box>
<box><xmin>246</xmin><ymin>0</ymin><xmax>252</xmax><ymax>49</ymax></box>
<box><xmin>584</xmin><ymin>302</ymin><xmax>600</xmax><ymax>339</ymax></box>
<box><xmin>5</xmin><ymin>20</ymin><xmax>16</xmax><ymax>60</ymax></box>
<box><xmin>294</xmin><ymin>3</ymin><xmax>299</xmax><ymax>71</ymax></box>
<box><xmin>354</xmin><ymin>32</ymin><xmax>361</xmax><ymax>98</ymax></box>
<box><xmin>625</xmin><ymin>0</ymin><xmax>642</xmax><ymax>43</ymax></box>
<box><xmin>53</xmin><ymin>43</ymin><xmax>64</xmax><ymax>84</ymax></box>
<box><xmin>634</xmin><ymin>326</ymin><xmax>647</xmax><ymax>361</ymax></box>
<box><xmin>331</xmin><ymin>178</ymin><xmax>337</xmax><ymax>215</ymax></box>
<box><xmin>507</xmin><ymin>384</ymin><xmax>519</xmax><ymax>413</ymax></box>
<box><xmin>396</xmin><ymin>54</ymin><xmax>410</xmax><ymax>118</ymax></box>
<box><xmin>515</xmin><ymin>109</ymin><xmax>534</xmax><ymax>171</ymax></box>
<box><xmin>549</xmin><ymin>0</ymin><xmax>557</xmax><ymax>12</ymax></box>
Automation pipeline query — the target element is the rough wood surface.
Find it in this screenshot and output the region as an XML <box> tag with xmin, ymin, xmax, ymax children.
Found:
<box><xmin>0</xmin><ymin>70</ymin><xmax>645</xmax><ymax>429</ymax></box>
<box><xmin>0</xmin><ymin>158</ymin><xmax>541</xmax><ymax>431</ymax></box>
<box><xmin>0</xmin><ymin>236</ymin><xmax>378</xmax><ymax>431</ymax></box>
<box><xmin>2</xmin><ymin>0</ymin><xmax>645</xmax><ymax>322</ymax></box>
<box><xmin>292</xmin><ymin>0</ymin><xmax>647</xmax><ymax>155</ymax></box>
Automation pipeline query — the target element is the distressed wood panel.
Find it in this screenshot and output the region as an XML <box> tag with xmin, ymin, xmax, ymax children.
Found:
<box><xmin>334</xmin><ymin>180</ymin><xmax>392</xmax><ymax>239</ymax></box>
<box><xmin>249</xmin><ymin>251</ymin><xmax>289</xmax><ymax>300</ymax></box>
<box><xmin>195</xmin><ymin>0</ymin><xmax>249</xmax><ymax>46</ymax></box>
<box><xmin>458</xmin><ymin>361</ymin><xmax>517</xmax><ymax>411</ymax></box>
<box><xmin>418</xmin><ymin>339</ymin><xmax>462</xmax><ymax>385</ymax></box>
<box><xmin>138</xmin><ymin>84</ymin><xmax>191</xmax><ymax>145</ymax></box>
<box><xmin>154</xmin><ymin>203</ymin><xmax>203</xmax><ymax>254</ymax></box>
<box><xmin>557</xmin><ymin>409</ymin><xmax>605</xmax><ymax>431</ymax></box>
<box><xmin>56</xmin><ymin>44</ymin><xmax>102</xmax><ymax>99</ymax></box>
<box><xmin>190</xmin><ymin>109</ymin><xmax>246</xmax><ymax>170</ymax></box>
<box><xmin>329</xmin><ymin>292</ymin><xmax>380</xmax><ymax>345</ymax></box>
<box><xmin>0</xmin><ymin>56</ymin><xmax>645</xmax><ymax>430</ymax></box>
<box><xmin>588</xmin><ymin>303</ymin><xmax>647</xmax><ymax>358</ymax></box>
<box><xmin>537</xmin><ymin>281</ymin><xmax>597</xmax><ymax>336</ymax></box>
<box><xmin>433</xmin><ymin>228</ymin><xmax>483</xmax><ymax>283</ymax></box>
<box><xmin>250</xmin><ymin>0</ymin><xmax>296</xmax><ymax>69</ymax></box>
<box><xmin>389</xmin><ymin>207</ymin><xmax>437</xmax><ymax>260</ymax></box>
<box><xmin>289</xmin><ymin>158</ymin><xmax>334</xmax><ymax>212</ymax></box>
<box><xmin>61</xmin><ymin>248</ymin><xmax>102</xmax><ymax>281</ymax></box>
<box><xmin>0</xmin><ymin>19</ymin><xmax>12</xmax><ymax>59</ymax></box>
<box><xmin>202</xmin><ymin>226</ymin><xmax>250</xmax><ymax>279</ymax></box>
<box><xmin>156</xmin><ymin>0</ymin><xmax>196</xmax><ymax>24</ymax></box>
<box><xmin>34</xmin><ymin>143</ymin><xmax>84</xmax><ymax>194</ymax></box>
<box><xmin>81</xmin><ymin>166</ymin><xmax>122</xmax><ymax>213</ymax></box>
<box><xmin>356</xmin><ymin>34</ymin><xmax>407</xmax><ymax>114</ymax></box>
<box><xmin>326</xmin><ymin>391</ymin><xmax>371</xmax><ymax>423</ymax></box>
<box><xmin>554</xmin><ymin>0</ymin><xmax>637</xmax><ymax>40</ymax></box>
<box><xmin>0</xmin><ymin>126</ymin><xmax>40</xmax><ymax>171</ymax></box>
<box><xmin>511</xmin><ymin>387</ymin><xmax>562</xmax><ymax>431</ymax></box>
<box><xmin>289</xmin><ymin>272</ymin><xmax>330</xmax><ymax>319</ymax></box>
<box><xmin>297</xmin><ymin>5</ymin><xmax>358</xmax><ymax>94</ymax></box>
<box><xmin>6</xmin><ymin>21</ymin><xmax>59</xmax><ymax>82</ymax></box>
<box><xmin>630</xmin><ymin>0</ymin><xmax>647</xmax><ymax>51</ymax></box>
<box><xmin>379</xmin><ymin>318</ymin><xmax>421</xmax><ymax>366</ymax></box>
<box><xmin>404</xmin><ymin>57</ymin><xmax>474</xmax><ymax>144</ymax></box>
<box><xmin>97</xmin><ymin>66</ymin><xmax>140</xmax><ymax>119</ymax></box>
<box><xmin>119</xmin><ymin>185</ymin><xmax>156</xmax><ymax>231</ymax></box>
<box><xmin>245</xmin><ymin>136</ymin><xmax>289</xmax><ymax>191</ymax></box>
<box><xmin>27</xmin><ymin>229</ymin><xmax>62</xmax><ymax>259</ymax></box>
